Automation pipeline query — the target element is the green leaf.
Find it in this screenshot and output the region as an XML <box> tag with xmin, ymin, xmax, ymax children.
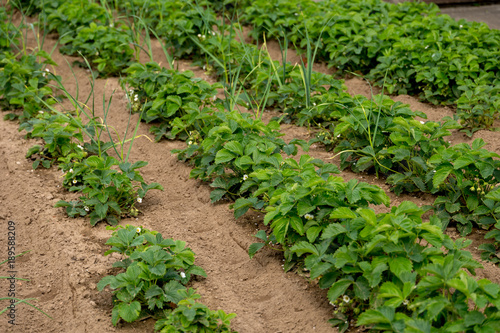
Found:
<box><xmin>210</xmin><ymin>189</ymin><xmax>226</xmax><ymax>203</ymax></box>
<box><xmin>26</xmin><ymin>145</ymin><xmax>41</xmax><ymax>158</ymax></box>
<box><xmin>224</xmin><ymin>141</ymin><xmax>244</xmax><ymax>156</ymax></box>
<box><xmin>464</xmin><ymin>311</ymin><xmax>485</xmax><ymax>327</ymax></box>
<box><xmin>389</xmin><ymin>257</ymin><xmax>413</xmax><ymax>278</ymax></box>
<box><xmin>321</xmin><ymin>223</ymin><xmax>347</xmax><ymax>240</ymax></box>
<box><xmin>297</xmin><ymin>201</ymin><xmax>315</xmax><ymax>216</ymax></box>
<box><xmin>117</xmin><ymin>301</ymin><xmax>141</xmax><ymax>323</ymax></box>
<box><xmin>306</xmin><ymin>226</ymin><xmax>322</xmax><ymax>243</ymax></box>
<box><xmin>214</xmin><ymin>149</ymin><xmax>236</xmax><ymax>164</ymax></box>
<box><xmin>433</xmin><ymin>165</ymin><xmax>453</xmax><ymax>188</ymax></box>
<box><xmin>248</xmin><ymin>242</ymin><xmax>265</xmax><ymax>259</ymax></box>
<box><xmin>290</xmin><ymin>216</ymin><xmax>304</xmax><ymax>235</ymax></box>
<box><xmin>186</xmin><ymin>265</ymin><xmax>207</xmax><ymax>278</ymax></box>
<box><xmin>327</xmin><ymin>279</ymin><xmax>352</xmax><ymax>302</ymax></box>
<box><xmin>97</xmin><ymin>275</ymin><xmax>115</xmax><ymax>291</ymax></box>
<box><xmin>353</xmin><ymin>277</ymin><xmax>370</xmax><ymax>300</ymax></box>
<box><xmin>95</xmin><ymin>203</ymin><xmax>109</xmax><ymax>219</ymax></box>
<box><xmin>330</xmin><ymin>207</ymin><xmax>356</xmax><ymax>219</ymax></box>
<box><xmin>379</xmin><ymin>281</ymin><xmax>404</xmax><ymax>307</ymax></box>
<box><xmin>454</xmin><ymin>156</ymin><xmax>474</xmax><ymax>169</ymax></box>
<box><xmin>358</xmin><ymin>308</ymin><xmax>393</xmax><ymax>326</ymax></box>
<box><xmin>290</xmin><ymin>241</ymin><xmax>319</xmax><ymax>257</ymax></box>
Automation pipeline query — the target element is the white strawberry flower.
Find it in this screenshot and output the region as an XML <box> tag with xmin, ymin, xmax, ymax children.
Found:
<box><xmin>38</xmin><ymin>110</ymin><xmax>44</xmax><ymax>114</ymax></box>
<box><xmin>136</xmin><ymin>227</ymin><xmax>141</xmax><ymax>233</ymax></box>
<box><xmin>137</xmin><ymin>197</ymin><xmax>142</xmax><ymax>203</ymax></box>
<box><xmin>243</xmin><ymin>174</ymin><xmax>248</xmax><ymax>181</ymax></box>
<box><xmin>420</xmin><ymin>121</ymin><xmax>425</xmax><ymax>124</ymax></box>
<box><xmin>180</xmin><ymin>272</ymin><xmax>186</xmax><ymax>278</ymax></box>
<box><xmin>72</xmin><ymin>179</ymin><xmax>77</xmax><ymax>184</ymax></box>
<box><xmin>342</xmin><ymin>295</ymin><xmax>350</xmax><ymax>303</ymax></box>
<box><xmin>304</xmin><ymin>213</ymin><xmax>314</xmax><ymax>220</ymax></box>
<box><xmin>77</xmin><ymin>144</ymin><xmax>83</xmax><ymax>150</ymax></box>
<box><xmin>84</xmin><ymin>206</ymin><xmax>89</xmax><ymax>212</ymax></box>
<box><xmin>69</xmin><ymin>168</ymin><xmax>74</xmax><ymax>173</ymax></box>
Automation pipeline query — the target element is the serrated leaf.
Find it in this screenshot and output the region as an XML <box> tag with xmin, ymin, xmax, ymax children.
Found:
<box><xmin>290</xmin><ymin>241</ymin><xmax>319</xmax><ymax>257</ymax></box>
<box><xmin>433</xmin><ymin>166</ymin><xmax>453</xmax><ymax>188</ymax></box>
<box><xmin>330</xmin><ymin>207</ymin><xmax>356</xmax><ymax>219</ymax></box>
<box><xmin>214</xmin><ymin>149</ymin><xmax>236</xmax><ymax>164</ymax></box>
<box><xmin>389</xmin><ymin>257</ymin><xmax>413</xmax><ymax>278</ymax></box>
<box><xmin>97</xmin><ymin>275</ymin><xmax>115</xmax><ymax>291</ymax></box>
<box><xmin>117</xmin><ymin>301</ymin><xmax>141</xmax><ymax>323</ymax></box>
<box><xmin>224</xmin><ymin>141</ymin><xmax>243</xmax><ymax>156</ymax></box>
<box><xmin>321</xmin><ymin>223</ymin><xmax>347</xmax><ymax>240</ymax></box>
<box><xmin>210</xmin><ymin>189</ymin><xmax>226</xmax><ymax>203</ymax></box>
<box><xmin>328</xmin><ymin>279</ymin><xmax>352</xmax><ymax>302</ymax></box>
<box><xmin>248</xmin><ymin>242</ymin><xmax>265</xmax><ymax>259</ymax></box>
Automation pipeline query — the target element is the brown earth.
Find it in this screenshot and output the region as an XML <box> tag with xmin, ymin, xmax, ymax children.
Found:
<box><xmin>1</xmin><ymin>14</ymin><xmax>500</xmax><ymax>333</ymax></box>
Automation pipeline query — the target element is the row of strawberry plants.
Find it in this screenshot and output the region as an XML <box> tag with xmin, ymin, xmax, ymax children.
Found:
<box><xmin>16</xmin><ymin>0</ymin><xmax>135</xmax><ymax>77</ymax></box>
<box><xmin>98</xmin><ymin>225</ymin><xmax>237</xmax><ymax>331</ymax></box>
<box><xmin>223</xmin><ymin>0</ymin><xmax>500</xmax><ymax>136</ymax></box>
<box><xmin>1</xmin><ymin>6</ymin><xmax>238</xmax><ymax>331</ymax></box>
<box><xmin>1</xmin><ymin>2</ymin><xmax>163</xmax><ymax>225</ymax></box>
<box><xmin>119</xmin><ymin>56</ymin><xmax>500</xmax><ymax>331</ymax></box>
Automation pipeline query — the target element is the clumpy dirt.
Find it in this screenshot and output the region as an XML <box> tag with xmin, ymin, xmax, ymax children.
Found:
<box><xmin>1</xmin><ymin>12</ymin><xmax>500</xmax><ymax>333</ymax></box>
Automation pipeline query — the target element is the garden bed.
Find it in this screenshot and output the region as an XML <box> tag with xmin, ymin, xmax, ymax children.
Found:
<box><xmin>2</xmin><ymin>1</ymin><xmax>500</xmax><ymax>332</ymax></box>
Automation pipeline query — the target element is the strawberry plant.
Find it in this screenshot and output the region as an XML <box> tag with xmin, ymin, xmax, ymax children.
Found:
<box><xmin>456</xmin><ymin>81</ymin><xmax>500</xmax><ymax>136</ymax></box>
<box><xmin>55</xmin><ymin>156</ymin><xmax>163</xmax><ymax>225</ymax></box>
<box><xmin>174</xmin><ymin>110</ymin><xmax>308</xmax><ymax>205</ymax></box>
<box><xmin>0</xmin><ymin>7</ymin><xmax>19</xmax><ymax>57</ymax></box>
<box><xmin>0</xmin><ymin>51</ymin><xmax>59</xmax><ymax>123</ymax></box>
<box><xmin>288</xmin><ymin>201</ymin><xmax>500</xmax><ymax>332</ymax></box>
<box><xmin>382</xmin><ymin>117</ymin><xmax>460</xmax><ymax>195</ymax></box>
<box><xmin>45</xmin><ymin>0</ymin><xmax>109</xmax><ymax>39</ymax></box>
<box><xmin>481</xmin><ymin>189</ymin><xmax>500</xmax><ymax>264</ymax></box>
<box><xmin>60</xmin><ymin>22</ymin><xmax>134</xmax><ymax>77</ymax></box>
<box><xmin>19</xmin><ymin>111</ymin><xmax>88</xmax><ymax>169</ymax></box>
<box><xmin>332</xmin><ymin>94</ymin><xmax>427</xmax><ymax>175</ymax></box>
<box><xmin>117</xmin><ymin>0</ymin><xmax>219</xmax><ymax>59</ymax></box>
<box><xmin>154</xmin><ymin>288</ymin><xmax>237</xmax><ymax>333</ymax></box>
<box><xmin>429</xmin><ymin>139</ymin><xmax>500</xmax><ymax>235</ymax></box>
<box><xmin>97</xmin><ymin>225</ymin><xmax>207</xmax><ymax>325</ymax></box>
<box><xmin>241</xmin><ymin>0</ymin><xmax>311</xmax><ymax>43</ymax></box>
<box><xmin>253</xmin><ymin>156</ymin><xmax>389</xmax><ymax>262</ymax></box>
<box><xmin>121</xmin><ymin>61</ymin><xmax>222</xmax><ymax>141</ymax></box>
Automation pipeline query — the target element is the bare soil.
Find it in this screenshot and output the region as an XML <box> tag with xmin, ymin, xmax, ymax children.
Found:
<box><xmin>1</xmin><ymin>17</ymin><xmax>500</xmax><ymax>333</ymax></box>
